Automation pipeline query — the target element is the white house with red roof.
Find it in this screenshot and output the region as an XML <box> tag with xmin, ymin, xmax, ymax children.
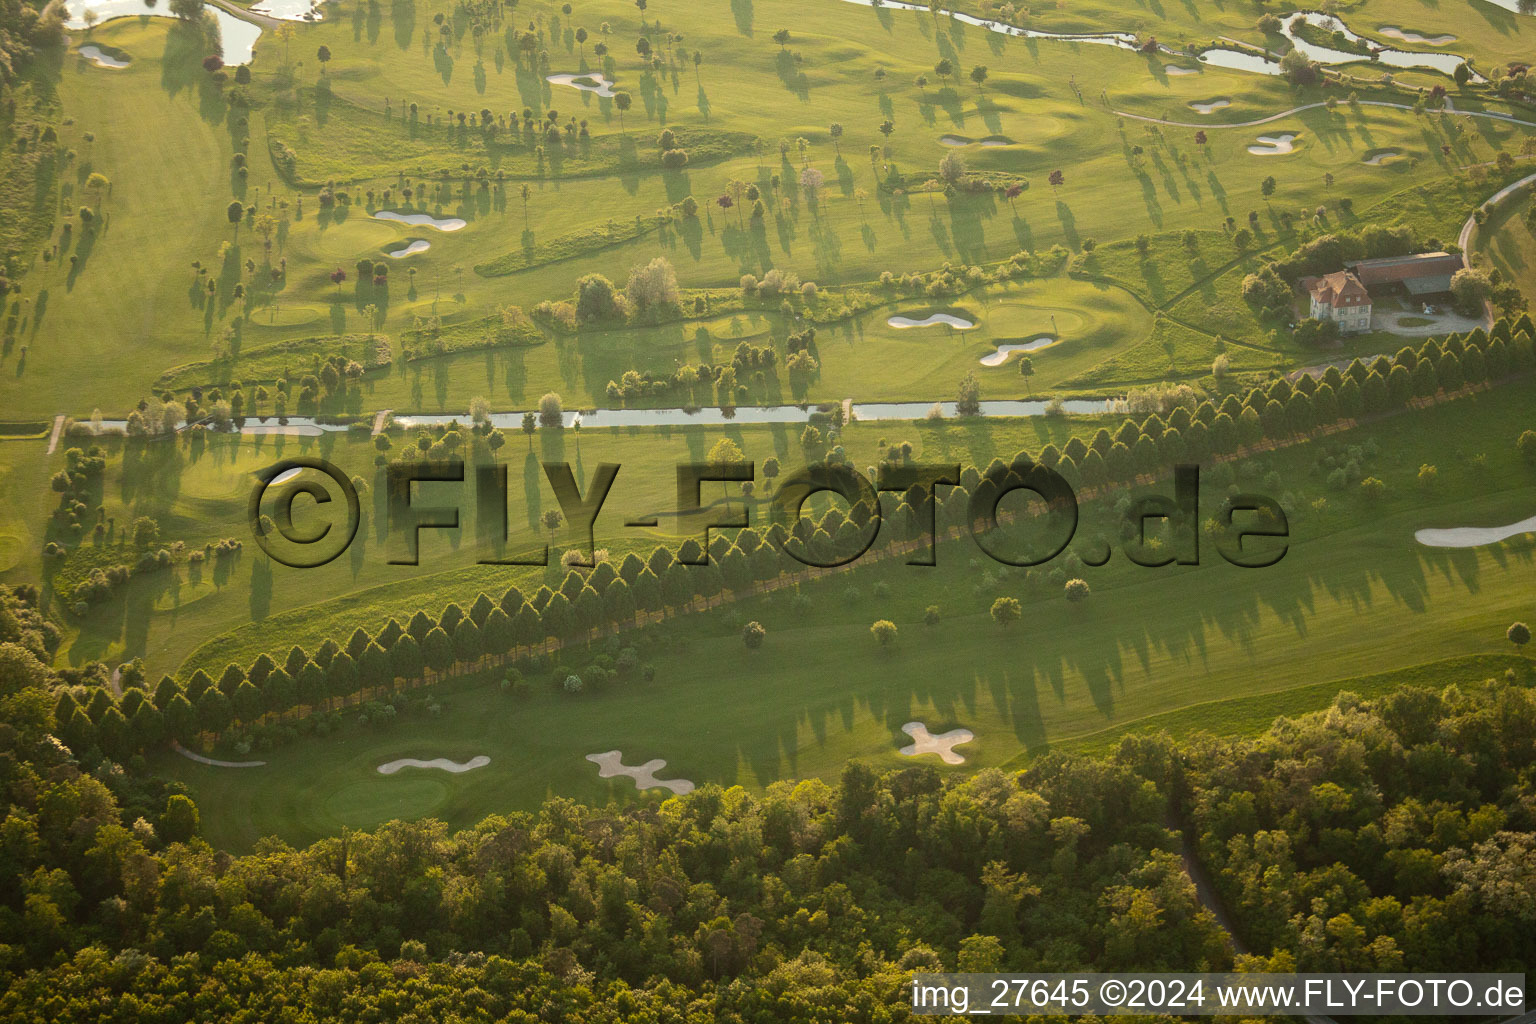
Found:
<box><xmin>1302</xmin><ymin>270</ymin><xmax>1373</xmax><ymax>333</ymax></box>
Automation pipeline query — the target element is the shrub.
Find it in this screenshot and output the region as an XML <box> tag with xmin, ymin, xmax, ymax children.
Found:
<box><xmin>1519</xmin><ymin>429</ymin><xmax>1536</xmax><ymax>465</ymax></box>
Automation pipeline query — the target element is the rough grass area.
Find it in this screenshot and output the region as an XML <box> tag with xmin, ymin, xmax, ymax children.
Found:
<box><xmin>157</xmin><ymin>333</ymin><xmax>395</xmax><ymax>390</ymax></box>
<box><xmin>473</xmin><ymin>218</ymin><xmax>655</xmax><ymax>277</ymax></box>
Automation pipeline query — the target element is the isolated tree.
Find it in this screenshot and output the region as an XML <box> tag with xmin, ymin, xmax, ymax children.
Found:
<box><xmin>522</xmin><ymin>411</ymin><xmax>537</xmax><ymax>447</ymax></box>
<box><xmin>828</xmin><ymin>123</ymin><xmax>843</xmax><ymax>156</ymax></box>
<box><xmin>520</xmin><ymin>184</ymin><xmax>531</xmax><ymax>227</ymax></box>
<box><xmin>576</xmin><ymin>26</ymin><xmax>588</xmax><ymax>55</ymax></box>
<box><xmin>969</xmin><ymin>65</ymin><xmax>989</xmax><ymax>96</ymax></box>
<box><xmin>939</xmin><ymin>151</ymin><xmax>965</xmax><ymax>186</ymax></box>
<box><xmin>317</xmin><ymin>45</ymin><xmax>331</xmax><ymax>73</ymax></box>
<box><xmin>1064</xmin><ymin>578</ymin><xmax>1091</xmax><ymax>603</ymax></box>
<box><xmin>226</xmin><ymin>200</ymin><xmax>244</xmax><ymax>234</ymax></box>
<box><xmin>934</xmin><ymin>58</ymin><xmax>952</xmax><ymax>86</ymax></box>
<box><xmin>870</xmin><ymin>619</ymin><xmax>898</xmax><ymax>647</ymax></box>
<box><xmin>541</xmin><ymin>508</ymin><xmax>564</xmax><ymax>544</ymax></box>
<box><xmin>773</xmin><ymin>28</ymin><xmax>790</xmax><ymax>49</ymax></box>
<box><xmin>1048</xmin><ymin>169</ymin><xmax>1065</xmax><ymax>192</ymax></box>
<box><xmin>991</xmin><ymin>597</ymin><xmax>1021</xmax><ymax>629</ymax></box>
<box><xmin>1018</xmin><ymin>356</ymin><xmax>1035</xmax><ymax>392</ymax></box>
<box><xmin>613</xmin><ymin>91</ymin><xmax>632</xmax><ymax>132</ymax></box>
<box><xmin>956</xmin><ymin>372</ymin><xmax>981</xmax><ymax>416</ymax></box>
<box><xmin>1510</xmin><ymin>622</ymin><xmax>1531</xmax><ymax>652</ymax></box>
<box><xmin>707</xmin><ymin>437</ymin><xmax>746</xmax><ymax>509</ymax></box>
<box><xmin>742</xmin><ymin>620</ymin><xmax>766</xmax><ymax>651</ymax></box>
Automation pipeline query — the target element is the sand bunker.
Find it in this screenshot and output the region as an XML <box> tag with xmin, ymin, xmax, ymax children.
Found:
<box><xmin>373</xmin><ymin>210</ymin><xmax>466</xmax><ymax>231</ymax></box>
<box><xmin>547</xmin><ymin>71</ymin><xmax>618</xmax><ymax>96</ymax></box>
<box><xmin>586</xmin><ymin>750</ymin><xmax>694</xmax><ymax>794</ymax></box>
<box><xmin>939</xmin><ymin>134</ymin><xmax>1012</xmax><ymax>146</ymax></box>
<box><xmin>1362</xmin><ymin>148</ymin><xmax>1403</xmax><ymax>165</ymax></box>
<box><xmin>980</xmin><ymin>337</ymin><xmax>1056</xmax><ymax>366</ymax></box>
<box><xmin>79</xmin><ymin>45</ymin><xmax>129</xmax><ymax>68</ymax></box>
<box><xmin>1377</xmin><ymin>26</ymin><xmax>1456</xmax><ymax>45</ymax></box>
<box><xmin>1414</xmin><ymin>514</ymin><xmax>1536</xmax><ymax>548</ymax></box>
<box><xmin>377</xmin><ymin>755</ymin><xmax>490</xmax><ymax>774</ymax></box>
<box><xmin>1165</xmin><ymin>64</ymin><xmax>1199</xmax><ymax>75</ymax></box>
<box><xmin>889</xmin><ymin>312</ymin><xmax>976</xmax><ymax>329</ymax></box>
<box><xmin>899</xmin><ymin>721</ymin><xmax>974</xmax><ymax>764</ymax></box>
<box><xmin>1249</xmin><ymin>133</ymin><xmax>1300</xmax><ymax>155</ymax></box>
<box><xmin>385</xmin><ymin>239</ymin><xmax>430</xmax><ymax>257</ymax></box>
<box><xmin>1188</xmin><ymin>98</ymin><xmax>1231</xmax><ymax>113</ymax></box>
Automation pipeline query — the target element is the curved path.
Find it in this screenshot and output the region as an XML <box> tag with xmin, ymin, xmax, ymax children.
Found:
<box><xmin>1459</xmin><ymin>170</ymin><xmax>1536</xmax><ymax>254</ymax></box>
<box><xmin>1113</xmin><ymin>98</ymin><xmax>1536</xmax><ymax>131</ymax></box>
<box><xmin>170</xmin><ymin>739</ymin><xmax>267</xmax><ymax>768</ymax></box>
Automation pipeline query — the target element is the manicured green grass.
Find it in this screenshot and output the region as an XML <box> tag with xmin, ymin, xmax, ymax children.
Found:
<box><xmin>4</xmin><ymin>0</ymin><xmax>1532</xmax><ymax>419</ymax></box>
<box><xmin>151</xmin><ymin>385</ymin><xmax>1536</xmax><ymax>848</ymax></box>
<box><xmin>1479</xmin><ymin>189</ymin><xmax>1536</xmax><ymax>292</ymax></box>
<box><xmin>5</xmin><ymin>0</ymin><xmax>1536</xmax><ymax>856</ymax></box>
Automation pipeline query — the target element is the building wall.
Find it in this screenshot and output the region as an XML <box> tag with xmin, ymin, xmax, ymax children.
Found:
<box><xmin>1311</xmin><ymin>299</ymin><xmax>1372</xmax><ymax>333</ymax></box>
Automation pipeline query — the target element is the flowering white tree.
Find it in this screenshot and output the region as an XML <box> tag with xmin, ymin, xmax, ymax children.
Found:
<box><xmin>625</xmin><ymin>257</ymin><xmax>680</xmax><ymax>311</ymax></box>
<box><xmin>799</xmin><ymin>166</ymin><xmax>824</xmax><ymax>201</ymax></box>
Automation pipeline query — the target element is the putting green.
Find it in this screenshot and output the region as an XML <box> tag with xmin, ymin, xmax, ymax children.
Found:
<box><xmin>244</xmin><ymin>305</ymin><xmax>327</xmax><ymax>329</ymax></box>
<box><xmin>291</xmin><ymin>218</ymin><xmax>403</xmax><ymax>261</ymax></box>
<box><xmin>153</xmin><ymin>579</ymin><xmax>219</xmax><ymax>612</ymax></box>
<box><xmin>322</xmin><ymin>775</ymin><xmax>451</xmax><ymax>829</ymax></box>
<box><xmin>0</xmin><ymin>533</ymin><xmax>23</xmax><ymax>574</ymax></box>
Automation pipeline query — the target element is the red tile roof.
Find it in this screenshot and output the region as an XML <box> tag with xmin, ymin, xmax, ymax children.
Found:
<box><xmin>1347</xmin><ymin>252</ymin><xmax>1464</xmax><ymax>287</ymax></box>
<box><xmin>1305</xmin><ymin>271</ymin><xmax>1370</xmax><ymax>307</ymax></box>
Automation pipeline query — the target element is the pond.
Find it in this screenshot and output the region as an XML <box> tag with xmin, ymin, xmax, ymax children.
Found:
<box><xmin>1249</xmin><ymin>133</ymin><xmax>1300</xmax><ymax>155</ymax></box>
<box><xmin>78</xmin><ymin>44</ymin><xmax>129</xmax><ymax>67</ymax></box>
<box><xmin>979</xmin><ymin>337</ymin><xmax>1056</xmax><ymax>366</ymax></box>
<box><xmin>373</xmin><ymin>210</ymin><xmax>467</xmax><ymax>231</ymax></box>
<box><xmin>546</xmin><ymin>71</ymin><xmax>618</xmax><ymax>97</ymax></box>
<box><xmin>393</xmin><ymin>396</ymin><xmax>1114</xmax><ymax>429</ymax></box>
<box><xmin>85</xmin><ymin>394</ymin><xmax>1120</xmax><ymax>437</ymax></box>
<box><xmin>249</xmin><ymin>0</ymin><xmax>327</xmax><ymax>20</ymax></box>
<box><xmin>64</xmin><ymin>0</ymin><xmax>261</xmax><ymax>64</ymax></box>
<box><xmin>1198</xmin><ymin>48</ymin><xmax>1283</xmax><ymax>75</ymax></box>
<box><xmin>839</xmin><ymin>0</ymin><xmax>1144</xmax><ymax>53</ymax></box>
<box><xmin>836</xmin><ymin>0</ymin><xmax>1482</xmax><ymax>82</ymax></box>
<box><xmin>1459</xmin><ymin>0</ymin><xmax>1534</xmax><ymax>16</ymax></box>
<box><xmin>1279</xmin><ymin>12</ymin><xmax>1477</xmax><ymax>80</ymax></box>
<box><xmin>888</xmin><ymin>313</ymin><xmax>977</xmax><ymax>329</ymax></box>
